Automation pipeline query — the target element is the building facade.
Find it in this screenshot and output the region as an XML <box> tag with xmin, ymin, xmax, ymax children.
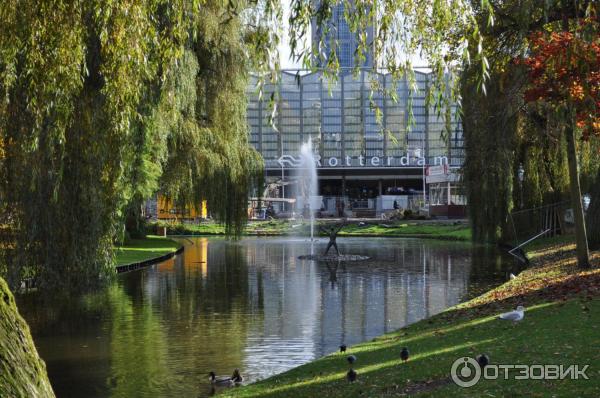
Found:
<box><xmin>246</xmin><ymin>68</ymin><xmax>465</xmax><ymax>217</ymax></box>
<box><xmin>311</xmin><ymin>2</ymin><xmax>375</xmax><ymax>68</ymax></box>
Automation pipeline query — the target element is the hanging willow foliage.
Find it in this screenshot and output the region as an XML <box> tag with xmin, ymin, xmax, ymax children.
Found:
<box><xmin>157</xmin><ymin>6</ymin><xmax>264</xmax><ymax>236</ymax></box>
<box><xmin>0</xmin><ymin>1</ymin><xmax>261</xmax><ymax>291</ymax></box>
<box><xmin>249</xmin><ymin>0</ymin><xmax>488</xmax><ymax>128</ymax></box>
<box><xmin>0</xmin><ymin>1</ymin><xmax>167</xmax><ymax>290</ymax></box>
<box><xmin>462</xmin><ymin>66</ymin><xmax>522</xmax><ymax>243</ymax></box>
<box><xmin>460</xmin><ymin>0</ymin><xmax>597</xmax><ymax>244</ymax></box>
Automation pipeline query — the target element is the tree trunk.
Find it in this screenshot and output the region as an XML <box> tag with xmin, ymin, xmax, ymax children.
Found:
<box><xmin>565</xmin><ymin>113</ymin><xmax>590</xmax><ymax>268</ymax></box>
<box><xmin>0</xmin><ymin>278</ymin><xmax>55</xmax><ymax>397</ymax></box>
<box><xmin>586</xmin><ymin>168</ymin><xmax>600</xmax><ymax>250</ymax></box>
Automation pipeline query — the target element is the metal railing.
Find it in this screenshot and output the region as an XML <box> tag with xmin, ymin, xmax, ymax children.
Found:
<box><xmin>508</xmin><ymin>201</ymin><xmax>571</xmax><ymax>259</ymax></box>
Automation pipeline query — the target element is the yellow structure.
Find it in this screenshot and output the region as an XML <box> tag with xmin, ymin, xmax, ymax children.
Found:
<box><xmin>157</xmin><ymin>195</ymin><xmax>207</xmax><ymax>220</ymax></box>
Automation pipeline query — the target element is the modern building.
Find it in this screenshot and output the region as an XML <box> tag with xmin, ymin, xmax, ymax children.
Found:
<box><xmin>311</xmin><ymin>1</ymin><xmax>375</xmax><ymax>68</ymax></box>
<box><xmin>145</xmin><ymin>195</ymin><xmax>208</xmax><ymax>221</ymax></box>
<box><xmin>246</xmin><ymin>68</ymin><xmax>466</xmax><ymax>218</ymax></box>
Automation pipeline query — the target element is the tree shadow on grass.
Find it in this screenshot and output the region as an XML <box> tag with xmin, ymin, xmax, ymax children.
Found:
<box><xmin>222</xmin><ymin>294</ymin><xmax>598</xmax><ymax>397</ymax></box>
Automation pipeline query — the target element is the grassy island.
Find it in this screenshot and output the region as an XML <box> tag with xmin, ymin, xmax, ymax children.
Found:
<box><xmin>150</xmin><ymin>220</ymin><xmax>471</xmax><ymax>241</ymax></box>
<box><xmin>114</xmin><ymin>235</ymin><xmax>182</xmax><ymax>266</ymax></box>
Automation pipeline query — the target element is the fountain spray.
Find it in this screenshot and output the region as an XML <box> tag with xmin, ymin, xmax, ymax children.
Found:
<box><xmin>298</xmin><ymin>138</ymin><xmax>318</xmax><ymax>241</ymax></box>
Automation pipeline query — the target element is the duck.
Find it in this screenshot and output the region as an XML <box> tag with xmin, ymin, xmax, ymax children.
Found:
<box><xmin>347</xmin><ymin>354</ymin><xmax>357</xmax><ymax>365</ymax></box>
<box><xmin>346</xmin><ymin>369</ymin><xmax>357</xmax><ymax>382</ymax></box>
<box><xmin>231</xmin><ymin>369</ymin><xmax>244</xmax><ymax>384</ymax></box>
<box><xmin>400</xmin><ymin>347</ymin><xmax>409</xmax><ymax>363</ymax></box>
<box><xmin>209</xmin><ymin>371</ymin><xmax>238</xmax><ymax>387</ymax></box>
<box><xmin>339</xmin><ymin>344</ymin><xmax>347</xmax><ymax>353</ymax></box>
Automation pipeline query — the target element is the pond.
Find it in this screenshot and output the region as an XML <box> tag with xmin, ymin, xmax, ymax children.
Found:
<box><xmin>18</xmin><ymin>237</ymin><xmax>515</xmax><ymax>397</ymax></box>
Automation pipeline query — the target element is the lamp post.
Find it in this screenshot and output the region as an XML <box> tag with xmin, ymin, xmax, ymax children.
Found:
<box><xmin>281</xmin><ymin>164</ymin><xmax>285</xmax><ymax>213</ymax></box>
<box><xmin>421</xmin><ymin>147</ymin><xmax>426</xmax><ymax>210</ymax></box>
<box><xmin>518</xmin><ymin>164</ymin><xmax>525</xmax><ymax>209</ymax></box>
<box><xmin>411</xmin><ymin>147</ymin><xmax>427</xmax><ymax>210</ymax></box>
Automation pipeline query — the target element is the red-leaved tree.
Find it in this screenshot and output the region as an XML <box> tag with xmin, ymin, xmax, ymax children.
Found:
<box><xmin>521</xmin><ymin>17</ymin><xmax>599</xmax><ymax>268</ymax></box>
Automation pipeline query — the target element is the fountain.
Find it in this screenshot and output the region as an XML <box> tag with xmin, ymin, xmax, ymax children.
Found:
<box><xmin>296</xmin><ymin>138</ymin><xmax>319</xmax><ymax>241</ymax></box>
<box><xmin>293</xmin><ymin>138</ymin><xmax>369</xmax><ymax>261</ymax></box>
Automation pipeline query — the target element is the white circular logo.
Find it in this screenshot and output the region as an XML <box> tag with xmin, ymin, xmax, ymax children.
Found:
<box><xmin>451</xmin><ymin>357</ymin><xmax>481</xmax><ymax>388</ymax></box>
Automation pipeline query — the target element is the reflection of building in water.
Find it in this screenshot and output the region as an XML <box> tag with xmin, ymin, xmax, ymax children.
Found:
<box><xmin>242</xmin><ymin>240</ymin><xmax>321</xmax><ymax>378</ymax></box>
<box><xmin>21</xmin><ymin>236</ymin><xmax>503</xmax><ymax>396</ymax></box>
<box><xmin>317</xmin><ymin>242</ymin><xmax>470</xmax><ymax>353</ymax></box>
<box><xmin>239</xmin><ymin>239</ymin><xmax>471</xmax><ymax>379</ymax></box>
<box><xmin>136</xmin><ymin>238</ymin><xmax>474</xmax><ymax>383</ymax></box>
<box><xmin>181</xmin><ymin>237</ymin><xmax>208</xmax><ymax>277</ymax></box>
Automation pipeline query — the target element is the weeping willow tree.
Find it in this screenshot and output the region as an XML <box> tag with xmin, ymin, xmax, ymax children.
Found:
<box><xmin>463</xmin><ymin>66</ymin><xmax>580</xmax><ymax>244</ymax></box>
<box><xmin>460</xmin><ymin>0</ymin><xmax>597</xmax><ymax>244</ymax></box>
<box><xmin>0</xmin><ymin>1</ymin><xmax>169</xmax><ymax>289</ymax></box>
<box><xmin>157</xmin><ymin>5</ymin><xmax>263</xmax><ymax>236</ymax></box>
<box><xmin>461</xmin><ymin>66</ymin><xmax>523</xmax><ymax>243</ymax></box>
<box><xmin>0</xmin><ymin>1</ymin><xmax>263</xmax><ymax>291</ymax></box>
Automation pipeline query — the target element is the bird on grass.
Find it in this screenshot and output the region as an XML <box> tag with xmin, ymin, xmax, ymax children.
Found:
<box><xmin>509</xmin><ymin>273</ymin><xmax>517</xmax><ymax>280</ymax></box>
<box><xmin>400</xmin><ymin>347</ymin><xmax>409</xmax><ymax>363</ymax></box>
<box><xmin>340</xmin><ymin>344</ymin><xmax>347</xmax><ymax>353</ymax></box>
<box><xmin>346</xmin><ymin>369</ymin><xmax>357</xmax><ymax>382</ymax></box>
<box><xmin>499</xmin><ymin>306</ymin><xmax>525</xmax><ymax>323</ymax></box>
<box><xmin>347</xmin><ymin>355</ymin><xmax>357</xmax><ymax>365</ymax></box>
<box><xmin>476</xmin><ymin>354</ymin><xmax>490</xmax><ymax>368</ymax></box>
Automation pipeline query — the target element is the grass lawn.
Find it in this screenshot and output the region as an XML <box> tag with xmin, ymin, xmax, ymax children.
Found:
<box><xmin>151</xmin><ymin>220</ymin><xmax>471</xmax><ymax>240</ymax></box>
<box><xmin>220</xmin><ymin>237</ymin><xmax>600</xmax><ymax>397</ymax></box>
<box><xmin>338</xmin><ymin>222</ymin><xmax>471</xmax><ymax>240</ymax></box>
<box><xmin>113</xmin><ymin>235</ymin><xmax>181</xmax><ymax>266</ymax></box>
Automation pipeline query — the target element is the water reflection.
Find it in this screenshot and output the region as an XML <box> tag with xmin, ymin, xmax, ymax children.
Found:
<box><xmin>18</xmin><ymin>237</ymin><xmax>512</xmax><ymax>398</ymax></box>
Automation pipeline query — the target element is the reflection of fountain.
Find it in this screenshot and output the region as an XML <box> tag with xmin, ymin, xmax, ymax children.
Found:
<box><xmin>295</xmin><ymin>138</ymin><xmax>319</xmax><ymax>241</ymax></box>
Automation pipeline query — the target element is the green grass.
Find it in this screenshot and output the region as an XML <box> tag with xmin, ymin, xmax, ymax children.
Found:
<box><xmin>150</xmin><ymin>220</ymin><xmax>471</xmax><ymax>241</ymax></box>
<box><xmin>220</xmin><ymin>237</ymin><xmax>600</xmax><ymax>397</ymax></box>
<box><xmin>113</xmin><ymin>235</ymin><xmax>181</xmax><ymax>266</ymax></box>
<box><xmin>523</xmin><ymin>234</ymin><xmax>576</xmax><ymax>258</ymax></box>
<box><xmin>338</xmin><ymin>222</ymin><xmax>471</xmax><ymax>240</ymax></box>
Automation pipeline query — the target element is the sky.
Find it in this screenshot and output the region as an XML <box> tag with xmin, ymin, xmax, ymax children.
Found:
<box><xmin>278</xmin><ymin>2</ymin><xmax>304</xmax><ymax>69</ymax></box>
<box><xmin>277</xmin><ymin>1</ymin><xmax>428</xmax><ymax>70</ymax></box>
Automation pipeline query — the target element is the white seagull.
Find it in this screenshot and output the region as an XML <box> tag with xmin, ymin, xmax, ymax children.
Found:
<box><xmin>499</xmin><ymin>306</ymin><xmax>525</xmax><ymax>322</ymax></box>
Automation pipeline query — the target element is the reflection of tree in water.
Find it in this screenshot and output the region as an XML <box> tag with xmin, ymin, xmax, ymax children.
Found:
<box><xmin>18</xmin><ymin>238</ymin><xmax>521</xmax><ymax>397</ymax></box>
<box><xmin>17</xmin><ymin>283</ymin><xmax>183</xmax><ymax>397</ymax></box>
<box><xmin>465</xmin><ymin>245</ymin><xmax>517</xmax><ymax>299</ymax></box>
<box><xmin>60</xmin><ymin>240</ymin><xmax>256</xmax><ymax>398</ymax></box>
<box><xmin>138</xmin><ymin>241</ymin><xmax>253</xmax><ymax>396</ymax></box>
<box><xmin>106</xmin><ymin>284</ymin><xmax>175</xmax><ymax>397</ymax></box>
<box><xmin>207</xmin><ymin>242</ymin><xmax>250</xmax><ymax>310</ymax></box>
<box><xmin>17</xmin><ymin>289</ymin><xmax>115</xmax><ymax>397</ymax></box>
